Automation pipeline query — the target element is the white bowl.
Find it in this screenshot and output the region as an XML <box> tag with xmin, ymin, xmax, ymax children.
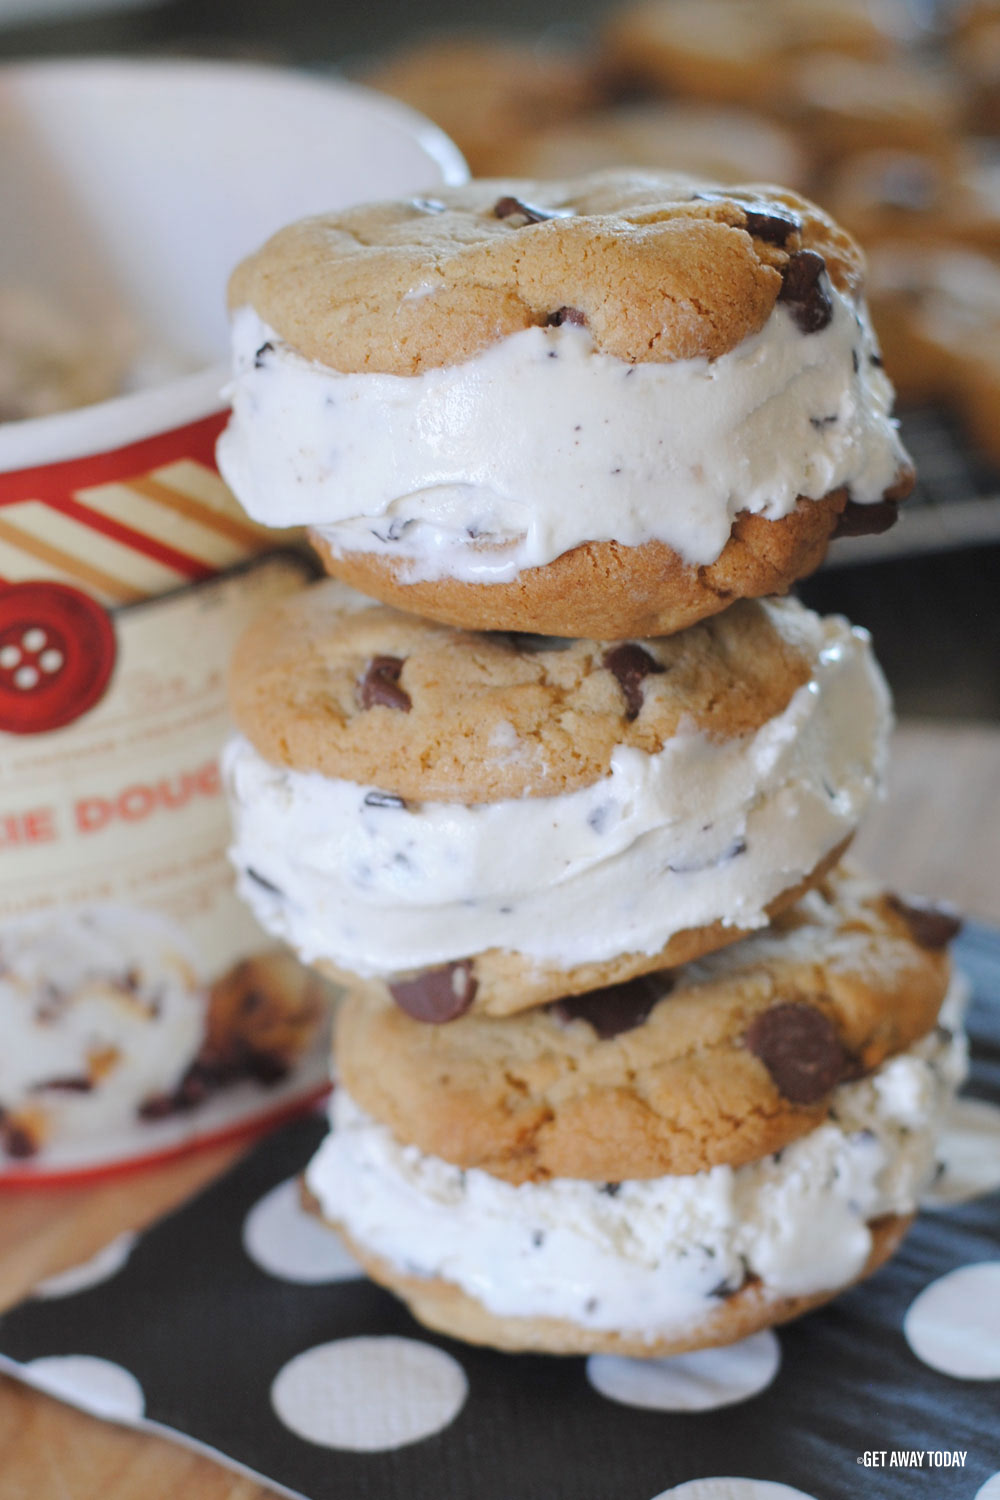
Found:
<box><xmin>0</xmin><ymin>56</ymin><xmax>467</xmax><ymax>472</ymax></box>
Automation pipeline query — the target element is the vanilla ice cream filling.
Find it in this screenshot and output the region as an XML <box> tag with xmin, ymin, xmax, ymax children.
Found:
<box><xmin>218</xmin><ymin>285</ymin><xmax>907</xmax><ymax>583</ymax></box>
<box><xmin>0</xmin><ymin>904</ymin><xmax>206</xmax><ymax>1148</ymax></box>
<box><xmin>223</xmin><ymin>605</ymin><xmax>891</xmax><ymax>977</ymax></box>
<box><xmin>307</xmin><ymin>987</ymin><xmax>968</xmax><ymax>1337</ymax></box>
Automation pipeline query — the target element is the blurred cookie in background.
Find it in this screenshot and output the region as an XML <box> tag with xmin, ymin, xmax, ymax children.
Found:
<box><xmin>201</xmin><ymin>948</ymin><xmax>334</xmax><ymax>1086</ymax></box>
<box><xmin>784</xmin><ymin>54</ymin><xmax>961</xmax><ymax>169</ymax></box>
<box><xmin>359</xmin><ymin>34</ymin><xmax>603</xmax><ymax>175</ymax></box>
<box><xmin>603</xmin><ymin>0</ymin><xmax>916</xmax><ymax>110</ymax></box>
<box><xmin>498</xmin><ymin>101</ymin><xmax>810</xmax><ymax>188</ymax></box>
<box><xmin>949</xmin><ymin>0</ymin><xmax>1000</xmax><ymax>134</ymax></box>
<box><xmin>825</xmin><ymin>145</ymin><xmax>1000</xmax><ymax>258</ymax></box>
<box><xmin>867</xmin><ymin>242</ymin><xmax>1000</xmax><ymax>465</ymax></box>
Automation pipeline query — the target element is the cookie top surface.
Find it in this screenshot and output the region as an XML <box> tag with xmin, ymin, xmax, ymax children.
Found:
<box><xmin>335</xmin><ymin>868</ymin><xmax>956</xmax><ymax>1183</ymax></box>
<box><xmin>229</xmin><ymin>581</ymin><xmax>818</xmax><ymax>801</ymax></box>
<box><xmin>227</xmin><ymin>168</ymin><xmax>864</xmax><ymax>375</ymax></box>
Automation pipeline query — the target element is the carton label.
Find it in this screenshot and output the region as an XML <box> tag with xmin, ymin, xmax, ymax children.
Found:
<box><xmin>0</xmin><ymin>551</ymin><xmax>312</xmax><ymax>977</ymax></box>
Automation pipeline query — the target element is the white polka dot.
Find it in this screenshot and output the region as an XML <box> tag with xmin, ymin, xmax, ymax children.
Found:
<box><xmin>588</xmin><ymin>1331</ymin><xmax>780</xmax><ymax>1413</ymax></box>
<box><xmin>22</xmin><ymin>628</ymin><xmax>46</xmax><ymax>652</ymax></box>
<box><xmin>975</xmin><ymin>1475</ymin><xmax>1000</xmax><ymax>1500</ymax></box>
<box><xmin>922</xmin><ymin>1098</ymin><xmax>1000</xmax><ymax>1209</ymax></box>
<box><xmin>271</xmin><ymin>1335</ymin><xmax>467</xmax><ymax>1451</ymax></box>
<box><xmin>39</xmin><ymin>648</ymin><xmax>63</xmax><ymax>674</ymax></box>
<box><xmin>24</xmin><ymin>1355</ymin><xmax>145</xmax><ymax>1423</ymax></box>
<box><xmin>904</xmin><ymin>1262</ymin><xmax>1000</xmax><ymax>1378</ymax></box>
<box><xmin>650</xmin><ymin>1482</ymin><xmax>819</xmax><ymax>1500</ymax></box>
<box><xmin>0</xmin><ymin>645</ymin><xmax>20</xmax><ymax>669</ymax></box>
<box><xmin>34</xmin><ymin>1232</ymin><xmax>137</xmax><ymax>1300</ymax></box>
<box><xmin>243</xmin><ymin>1178</ymin><xmax>363</xmax><ymax>1284</ymax></box>
<box><xmin>14</xmin><ymin>665</ymin><xmax>38</xmax><ymax>689</ymax></box>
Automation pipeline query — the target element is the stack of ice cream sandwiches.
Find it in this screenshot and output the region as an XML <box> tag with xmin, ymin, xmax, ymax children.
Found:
<box><xmin>217</xmin><ymin>169</ymin><xmax>965</xmax><ymax>1356</ymax></box>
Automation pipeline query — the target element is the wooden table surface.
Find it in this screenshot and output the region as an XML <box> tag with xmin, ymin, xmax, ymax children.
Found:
<box><xmin>2</xmin><ymin>718</ymin><xmax>999</xmax><ymax>1500</ymax></box>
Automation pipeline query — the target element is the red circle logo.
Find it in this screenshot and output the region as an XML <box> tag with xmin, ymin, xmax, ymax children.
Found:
<box><xmin>0</xmin><ymin>582</ymin><xmax>117</xmax><ymax>735</ymax></box>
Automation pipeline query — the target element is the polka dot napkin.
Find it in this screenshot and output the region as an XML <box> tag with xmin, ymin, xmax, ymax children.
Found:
<box><xmin>1</xmin><ymin>923</ymin><xmax>999</xmax><ymax>1500</ymax></box>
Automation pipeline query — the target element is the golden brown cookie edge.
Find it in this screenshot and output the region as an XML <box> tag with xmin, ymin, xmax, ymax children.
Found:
<box><xmin>309</xmin><ymin>490</ymin><xmax>851</xmax><ymax>639</ymax></box>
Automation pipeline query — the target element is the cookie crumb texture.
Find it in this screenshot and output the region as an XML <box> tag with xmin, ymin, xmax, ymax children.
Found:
<box><xmin>335</xmin><ymin>872</ymin><xmax>951</xmax><ymax>1183</ymax></box>
<box><xmin>229</xmin><ymin>586</ymin><xmax>814</xmax><ymax>802</ymax></box>
<box><xmin>228</xmin><ymin>170</ymin><xmax>863</xmax><ymax>375</ymax></box>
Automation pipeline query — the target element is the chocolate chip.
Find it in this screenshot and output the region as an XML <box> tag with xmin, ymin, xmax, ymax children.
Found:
<box><xmin>246</xmin><ymin>867</ymin><xmax>283</xmax><ymax>896</ymax></box>
<box><xmin>389</xmin><ymin>961</ymin><xmax>478</xmax><ymax>1023</ymax></box>
<box><xmin>832</xmin><ymin>498</ymin><xmax>900</xmax><ymax>538</ymax></box>
<box><xmin>588</xmin><ymin>803</ymin><xmax>612</xmax><ymax>835</ymax></box>
<box><xmin>247</xmin><ymin>1053</ymin><xmax>290</xmax><ymax>1086</ymax></box>
<box><xmin>550</xmin><ymin>973</ymin><xmax>670</xmax><ymax>1040</ymax></box>
<box><xmin>745</xmin><ymin>1003</ymin><xmax>849</xmax><ymax>1104</ymax></box>
<box><xmin>743</xmin><ymin>208</ymin><xmax>800</xmax><ymax>245</ymax></box>
<box><xmin>667</xmin><ymin>837</ymin><xmax>747</xmax><ymax>875</ymax></box>
<box><xmin>778</xmin><ymin>249</ymin><xmax>833</xmax><ymax>334</ymax></box>
<box><xmin>602</xmin><ymin>643</ymin><xmax>666</xmax><ymax>721</ymax></box>
<box><xmin>175</xmin><ymin>1064</ymin><xmax>213</xmax><ymax>1109</ymax></box>
<box><xmin>358</xmin><ymin>655</ymin><xmax>411</xmax><ymax>712</ymax></box>
<box><xmin>692</xmin><ymin>191</ymin><xmax>800</xmax><ymax>245</ymax></box>
<box><xmin>886</xmin><ymin>894</ymin><xmax>962</xmax><ymax>949</ymax></box>
<box><xmin>138</xmin><ymin>1093</ymin><xmax>173</xmax><ymax>1121</ymax></box>
<box><xmin>546</xmin><ymin>306</ymin><xmax>587</xmax><ymax>327</ymax></box>
<box><xmin>2</xmin><ymin>1121</ymin><xmax>37</xmax><ymax>1158</ymax></box>
<box><xmin>253</xmin><ymin>342</ymin><xmax>273</xmax><ymax>367</ymax></box>
<box><xmin>139</xmin><ymin>1041</ymin><xmax>291</xmax><ymax>1120</ymax></box>
<box><xmin>709</xmin><ymin>1257</ymin><xmax>750</xmax><ymax>1299</ymax></box>
<box><xmin>140</xmin><ymin>1062</ymin><xmax>215</xmax><ymax>1120</ymax></box>
<box><xmin>29</xmin><ymin>1076</ymin><xmax>93</xmax><ymax>1093</ymax></box>
<box><xmin>600</xmin><ymin>1182</ymin><xmax>621</xmax><ymax>1197</ymax></box>
<box><xmin>363</xmin><ymin>791</ymin><xmax>408</xmax><ymax>810</ymax></box>
<box><xmin>493</xmin><ymin>196</ymin><xmax>561</xmax><ymax>224</ymax></box>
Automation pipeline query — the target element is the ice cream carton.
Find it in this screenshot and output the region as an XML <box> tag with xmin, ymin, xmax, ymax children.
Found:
<box><xmin>0</xmin><ymin>56</ymin><xmax>465</xmax><ymax>1177</ymax></box>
